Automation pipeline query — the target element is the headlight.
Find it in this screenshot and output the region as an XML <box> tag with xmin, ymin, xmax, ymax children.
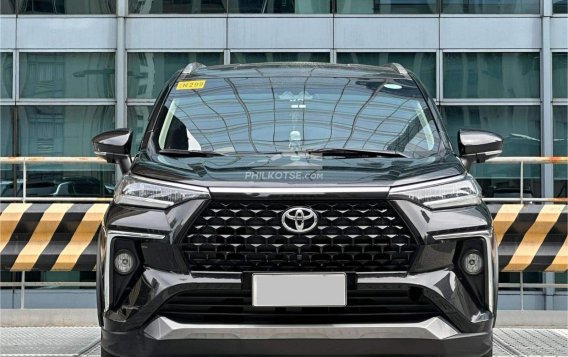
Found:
<box><xmin>115</xmin><ymin>175</ymin><xmax>210</xmax><ymax>208</ymax></box>
<box><xmin>389</xmin><ymin>175</ymin><xmax>482</xmax><ymax>209</ymax></box>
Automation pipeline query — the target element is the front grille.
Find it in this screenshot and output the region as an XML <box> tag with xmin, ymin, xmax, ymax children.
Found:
<box><xmin>182</xmin><ymin>200</ymin><xmax>418</xmax><ymax>272</ymax></box>
<box><xmin>157</xmin><ymin>288</ymin><xmax>440</xmax><ymax>324</ymax></box>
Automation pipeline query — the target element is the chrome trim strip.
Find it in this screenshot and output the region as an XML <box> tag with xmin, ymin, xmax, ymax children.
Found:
<box><xmin>209</xmin><ymin>186</ymin><xmax>389</xmax><ymax>194</ymax></box>
<box><xmin>107</xmin><ymin>230</ymin><xmax>166</xmax><ymax>240</ymax></box>
<box><xmin>104</xmin><ymin>230</ymin><xmax>165</xmax><ymax>312</ymax></box>
<box><xmin>144</xmin><ymin>316</ymin><xmax>459</xmax><ymax>340</ymax></box>
<box><xmin>431</xmin><ymin>229</ymin><xmax>495</xmax><ymax>313</ymax></box>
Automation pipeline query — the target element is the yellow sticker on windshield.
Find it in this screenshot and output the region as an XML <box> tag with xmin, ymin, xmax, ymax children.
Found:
<box><xmin>176</xmin><ymin>80</ymin><xmax>206</xmax><ymax>90</ymax></box>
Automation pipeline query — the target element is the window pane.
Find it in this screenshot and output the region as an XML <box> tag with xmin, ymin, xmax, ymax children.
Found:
<box><xmin>1</xmin><ymin>106</ymin><xmax>13</xmax><ymax>156</ymax></box>
<box><xmin>442</xmin><ymin>106</ymin><xmax>541</xmax><ymax>198</ymax></box>
<box><xmin>554</xmin><ymin>106</ymin><xmax>567</xmax><ymax>198</ymax></box>
<box><xmin>337</xmin><ymin>52</ymin><xmax>436</xmax><ymax>96</ymax></box>
<box><xmin>553</xmin><ymin>0</ymin><xmax>568</xmax><ymax>13</ymax></box>
<box><xmin>229</xmin><ymin>0</ymin><xmax>330</xmax><ymax>13</ymax></box>
<box><xmin>20</xmin><ymin>53</ymin><xmax>115</xmax><ymax>99</ymax></box>
<box><xmin>499</xmin><ymin>272</ymin><xmax>543</xmax><ymax>293</ymax></box>
<box><xmin>0</xmin><ymin>106</ymin><xmax>14</xmax><ymax>198</ymax></box>
<box><xmin>129</xmin><ymin>0</ymin><xmax>226</xmax><ymax>14</ymax></box>
<box><xmin>556</xmin><ymin>272</ymin><xmax>567</xmax><ymax>292</ymax></box>
<box><xmin>0</xmin><ymin>0</ymin><xmax>15</xmax><ymax>14</ymax></box>
<box><xmin>127</xmin><ymin>106</ymin><xmax>153</xmax><ymax>151</ymax></box>
<box><xmin>442</xmin><ymin>0</ymin><xmax>539</xmax><ymax>14</ymax></box>
<box><xmin>1</xmin><ymin>52</ymin><xmax>13</xmax><ymax>98</ymax></box>
<box><xmin>231</xmin><ymin>52</ymin><xmax>330</xmax><ymax>64</ymax></box>
<box><xmin>127</xmin><ymin>52</ymin><xmax>223</xmax><ymax>99</ymax></box>
<box><xmin>337</xmin><ymin>0</ymin><xmax>436</xmax><ymax>14</ymax></box>
<box><xmin>16</xmin><ymin>106</ymin><xmax>115</xmax><ymax>198</ymax></box>
<box><xmin>18</xmin><ymin>0</ymin><xmax>115</xmax><ymax>14</ymax></box>
<box><xmin>18</xmin><ymin>106</ymin><xmax>114</xmax><ymax>156</ymax></box>
<box><xmin>553</xmin><ymin>53</ymin><xmax>568</xmax><ymax>99</ymax></box>
<box><xmin>443</xmin><ymin>53</ymin><xmax>540</xmax><ymax>99</ymax></box>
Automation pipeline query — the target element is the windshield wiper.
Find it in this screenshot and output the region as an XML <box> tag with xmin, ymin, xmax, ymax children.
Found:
<box><xmin>305</xmin><ymin>148</ymin><xmax>410</xmax><ymax>158</ymax></box>
<box><xmin>159</xmin><ymin>149</ymin><xmax>226</xmax><ymax>157</ymax></box>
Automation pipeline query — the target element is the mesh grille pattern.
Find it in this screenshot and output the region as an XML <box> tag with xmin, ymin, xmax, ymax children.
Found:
<box><xmin>182</xmin><ymin>200</ymin><xmax>417</xmax><ymax>272</ymax></box>
<box><xmin>158</xmin><ymin>288</ymin><xmax>439</xmax><ymax>324</ymax></box>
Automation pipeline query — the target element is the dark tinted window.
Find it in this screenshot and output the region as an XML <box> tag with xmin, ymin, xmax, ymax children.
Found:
<box><xmin>19</xmin><ymin>0</ymin><xmax>115</xmax><ymax>14</ymax></box>
<box><xmin>553</xmin><ymin>0</ymin><xmax>568</xmax><ymax>13</ymax></box>
<box><xmin>127</xmin><ymin>52</ymin><xmax>223</xmax><ymax>99</ymax></box>
<box><xmin>129</xmin><ymin>0</ymin><xmax>226</xmax><ymax>14</ymax></box>
<box><xmin>442</xmin><ymin>0</ymin><xmax>539</xmax><ymax>14</ymax></box>
<box><xmin>1</xmin><ymin>53</ymin><xmax>13</xmax><ymax>99</ymax></box>
<box><xmin>337</xmin><ymin>52</ymin><xmax>436</xmax><ymax>96</ymax></box>
<box><xmin>443</xmin><ymin>53</ymin><xmax>540</xmax><ymax>99</ymax></box>
<box><xmin>229</xmin><ymin>0</ymin><xmax>330</xmax><ymax>13</ymax></box>
<box><xmin>553</xmin><ymin>106</ymin><xmax>567</xmax><ymax>198</ymax></box>
<box><xmin>0</xmin><ymin>0</ymin><xmax>15</xmax><ymax>14</ymax></box>
<box><xmin>231</xmin><ymin>52</ymin><xmax>330</xmax><ymax>64</ymax></box>
<box><xmin>336</xmin><ymin>0</ymin><xmax>436</xmax><ymax>14</ymax></box>
<box><xmin>20</xmin><ymin>53</ymin><xmax>115</xmax><ymax>99</ymax></box>
<box><xmin>553</xmin><ymin>53</ymin><xmax>568</xmax><ymax>99</ymax></box>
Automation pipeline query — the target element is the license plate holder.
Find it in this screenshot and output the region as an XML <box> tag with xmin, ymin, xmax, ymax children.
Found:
<box><xmin>252</xmin><ymin>273</ymin><xmax>347</xmax><ymax>307</ymax></box>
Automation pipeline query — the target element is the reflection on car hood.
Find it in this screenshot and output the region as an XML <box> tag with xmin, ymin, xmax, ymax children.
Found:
<box><xmin>130</xmin><ymin>151</ymin><xmax>465</xmax><ymax>188</ymax></box>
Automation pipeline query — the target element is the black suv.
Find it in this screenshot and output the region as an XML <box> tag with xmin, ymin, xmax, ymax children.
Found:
<box><xmin>93</xmin><ymin>62</ymin><xmax>502</xmax><ymax>356</ymax></box>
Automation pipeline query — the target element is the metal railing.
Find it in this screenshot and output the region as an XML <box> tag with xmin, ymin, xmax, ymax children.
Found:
<box><xmin>0</xmin><ymin>156</ymin><xmax>113</xmax><ymax>203</ymax></box>
<box><xmin>484</xmin><ymin>156</ymin><xmax>568</xmax><ymax>203</ymax></box>
<box><xmin>1</xmin><ymin>156</ymin><xmax>567</xmax><ymax>310</ymax></box>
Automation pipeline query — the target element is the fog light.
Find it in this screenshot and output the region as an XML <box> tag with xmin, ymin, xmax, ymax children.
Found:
<box><xmin>114</xmin><ymin>250</ymin><xmax>135</xmax><ymax>275</ymax></box>
<box><xmin>462</xmin><ymin>250</ymin><xmax>483</xmax><ymax>275</ymax></box>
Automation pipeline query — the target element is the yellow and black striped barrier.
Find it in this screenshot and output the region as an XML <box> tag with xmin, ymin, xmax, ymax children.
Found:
<box><xmin>490</xmin><ymin>204</ymin><xmax>567</xmax><ymax>272</ymax></box>
<box><xmin>0</xmin><ymin>203</ymin><xmax>106</xmax><ymax>271</ymax></box>
<box><xmin>0</xmin><ymin>203</ymin><xmax>566</xmax><ymax>272</ymax></box>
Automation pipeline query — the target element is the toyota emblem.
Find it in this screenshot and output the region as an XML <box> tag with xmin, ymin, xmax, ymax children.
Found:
<box><xmin>281</xmin><ymin>207</ymin><xmax>318</xmax><ymax>234</ymax></box>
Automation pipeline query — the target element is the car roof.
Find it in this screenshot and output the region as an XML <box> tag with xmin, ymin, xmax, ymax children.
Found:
<box><xmin>177</xmin><ymin>62</ymin><xmax>412</xmax><ymax>81</ymax></box>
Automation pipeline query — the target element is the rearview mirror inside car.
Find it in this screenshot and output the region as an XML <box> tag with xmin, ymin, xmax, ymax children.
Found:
<box><xmin>92</xmin><ymin>129</ymin><xmax>133</xmax><ymax>174</ymax></box>
<box><xmin>458</xmin><ymin>129</ymin><xmax>503</xmax><ymax>170</ymax></box>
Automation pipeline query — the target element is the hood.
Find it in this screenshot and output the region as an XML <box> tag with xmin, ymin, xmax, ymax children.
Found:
<box><xmin>130</xmin><ymin>151</ymin><xmax>465</xmax><ymax>188</ymax></box>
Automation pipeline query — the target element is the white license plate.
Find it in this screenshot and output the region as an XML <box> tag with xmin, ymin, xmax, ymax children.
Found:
<box><xmin>252</xmin><ymin>273</ymin><xmax>347</xmax><ymax>307</ymax></box>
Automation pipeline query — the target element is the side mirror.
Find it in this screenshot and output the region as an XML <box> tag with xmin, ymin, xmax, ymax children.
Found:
<box><xmin>92</xmin><ymin>129</ymin><xmax>133</xmax><ymax>174</ymax></box>
<box><xmin>458</xmin><ymin>129</ymin><xmax>503</xmax><ymax>170</ymax></box>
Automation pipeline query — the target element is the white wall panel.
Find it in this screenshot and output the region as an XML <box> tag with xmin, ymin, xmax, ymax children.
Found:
<box><xmin>551</xmin><ymin>18</ymin><xmax>568</xmax><ymax>50</ymax></box>
<box><xmin>228</xmin><ymin>17</ymin><xmax>332</xmax><ymax>49</ymax></box>
<box><xmin>334</xmin><ymin>17</ymin><xmax>438</xmax><ymax>49</ymax></box>
<box><xmin>441</xmin><ymin>17</ymin><xmax>541</xmax><ymax>49</ymax></box>
<box><xmin>17</xmin><ymin>17</ymin><xmax>116</xmax><ymax>49</ymax></box>
<box><xmin>126</xmin><ymin>18</ymin><xmax>226</xmax><ymax>50</ymax></box>
<box><xmin>0</xmin><ymin>17</ymin><xmax>16</xmax><ymax>49</ymax></box>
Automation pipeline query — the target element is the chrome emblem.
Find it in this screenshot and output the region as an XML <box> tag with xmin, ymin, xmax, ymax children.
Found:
<box><xmin>281</xmin><ymin>207</ymin><xmax>318</xmax><ymax>234</ymax></box>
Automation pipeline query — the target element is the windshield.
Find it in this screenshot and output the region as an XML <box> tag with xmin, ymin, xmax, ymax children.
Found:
<box><xmin>156</xmin><ymin>76</ymin><xmax>441</xmax><ymax>158</ymax></box>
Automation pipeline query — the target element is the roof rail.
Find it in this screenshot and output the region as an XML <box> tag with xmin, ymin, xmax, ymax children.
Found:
<box><xmin>386</xmin><ymin>63</ymin><xmax>409</xmax><ymax>77</ymax></box>
<box><xmin>182</xmin><ymin>62</ymin><xmax>205</xmax><ymax>75</ymax></box>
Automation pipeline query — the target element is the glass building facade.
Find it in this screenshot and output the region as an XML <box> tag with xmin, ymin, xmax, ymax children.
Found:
<box><xmin>0</xmin><ymin>0</ymin><xmax>566</xmax><ymax>309</ymax></box>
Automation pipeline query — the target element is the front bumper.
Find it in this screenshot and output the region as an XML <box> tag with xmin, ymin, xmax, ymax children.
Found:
<box><xmin>101</xmin><ymin>267</ymin><xmax>494</xmax><ymax>356</ymax></box>
<box><xmin>102</xmin><ymin>318</ymin><xmax>492</xmax><ymax>356</ymax></box>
